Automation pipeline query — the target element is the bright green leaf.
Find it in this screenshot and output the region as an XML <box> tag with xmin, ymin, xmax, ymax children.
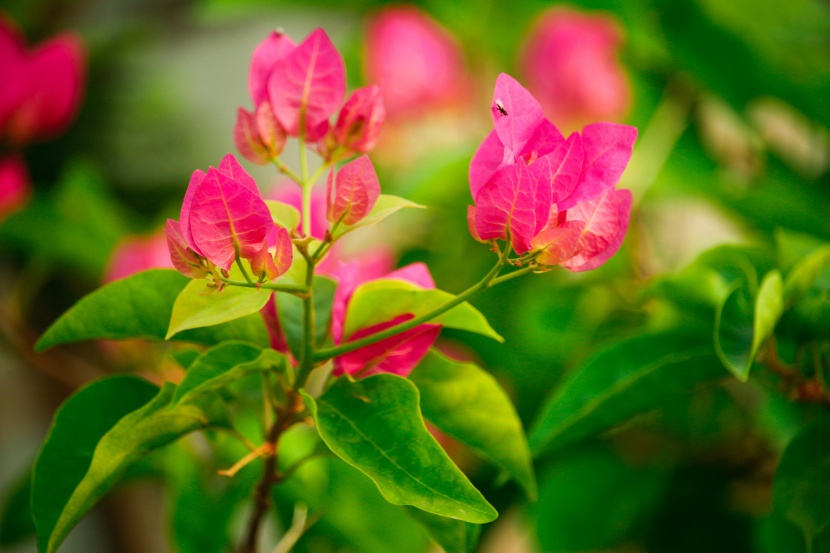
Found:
<box><xmin>773</xmin><ymin>417</ymin><xmax>830</xmax><ymax>547</ymax></box>
<box><xmin>529</xmin><ymin>333</ymin><xmax>723</xmax><ymax>456</ymax></box>
<box><xmin>167</xmin><ymin>279</ymin><xmax>272</xmax><ymax>339</ymax></box>
<box><xmin>305</xmin><ymin>375</ymin><xmax>498</xmax><ymax>524</ymax></box>
<box><xmin>405</xmin><ymin>507</ymin><xmax>480</xmax><ymax>553</ymax></box>
<box><xmin>715</xmin><ymin>280</ymin><xmax>756</xmax><ymax>381</ymax></box>
<box><xmin>410</xmin><ymin>350</ymin><xmax>536</xmax><ymax>500</ymax></box>
<box><xmin>277</xmin><ymin>275</ymin><xmax>336</xmax><ymax>359</ymax></box>
<box><xmin>266</xmin><ymin>200</ymin><xmax>301</xmax><ymax>231</ymax></box>
<box><xmin>333</xmin><ymin>194</ymin><xmax>423</xmax><ymax>239</ymax></box>
<box><xmin>345</xmin><ymin>280</ymin><xmax>502</xmax><ymax>342</ymax></box>
<box><xmin>173</xmin><ymin>341</ymin><xmax>284</xmax><ymax>404</ymax></box>
<box><xmin>33</xmin><ymin>376</ymin><xmax>226</xmax><ymax>553</ymax></box>
<box><xmin>784</xmin><ymin>245</ymin><xmax>830</xmax><ymax>305</ymax></box>
<box><xmin>752</xmin><ymin>270</ymin><xmax>784</xmax><ymax>356</ymax></box>
<box><xmin>36</xmin><ymin>269</ymin><xmax>269</xmax><ymax>351</ymax></box>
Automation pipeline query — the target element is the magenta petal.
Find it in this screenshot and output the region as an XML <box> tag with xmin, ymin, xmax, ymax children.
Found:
<box><xmin>0</xmin><ymin>20</ymin><xmax>26</xmax><ymax>133</ymax></box>
<box><xmin>563</xmin><ymin>188</ymin><xmax>632</xmax><ymax>272</ymax></box>
<box><xmin>267</xmin><ymin>28</ymin><xmax>346</xmax><ymax>137</ymax></box>
<box><xmin>521</xmin><ymin>118</ymin><xmax>565</xmax><ymax>160</ymax></box>
<box><xmin>179</xmin><ymin>169</ymin><xmax>207</xmax><ymax>255</ymax></box>
<box><xmin>469</xmin><ymin>129</ymin><xmax>507</xmax><ymax>198</ymax></box>
<box><xmin>530</xmin><ymin>220</ymin><xmax>584</xmax><ymax>266</ymax></box>
<box><xmin>492</xmin><ymin>73</ymin><xmax>545</xmax><ymax>155</ymax></box>
<box><xmin>333</xmin><ymin>84</ymin><xmax>386</xmax><ymax>154</ymax></box>
<box><xmin>217</xmin><ymin>152</ymin><xmax>259</xmax><ymax>196</ymax></box>
<box><xmin>165</xmin><ymin>219</ymin><xmax>205</xmax><ymax>279</ymax></box>
<box><xmin>579</xmin><ymin>122</ymin><xmax>637</xmax><ymax>197</ymax></box>
<box><xmin>475</xmin><ymin>162</ymin><xmax>537</xmax><ymax>254</ymax></box>
<box><xmin>272</xmin><ymin>226</ymin><xmax>294</xmax><ymax>277</ymax></box>
<box><xmin>249</xmin><ymin>31</ymin><xmax>296</xmax><ymax>106</ymax></box>
<box><xmin>334</xmin><ymin>314</ymin><xmax>441</xmax><ymax>378</ymax></box>
<box><xmin>188</xmin><ymin>167</ymin><xmax>274</xmax><ymax>271</ymax></box>
<box><xmin>531</xmin><ymin>132</ymin><xmax>584</xmax><ymax>212</ymax></box>
<box><xmin>328</xmin><ymin>155</ymin><xmax>381</xmax><ymax>225</ymax></box>
<box><xmin>467</xmin><ymin>205</ymin><xmax>484</xmax><ymax>242</ymax></box>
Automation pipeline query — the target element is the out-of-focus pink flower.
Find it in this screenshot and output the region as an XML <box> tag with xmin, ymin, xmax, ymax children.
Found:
<box><xmin>0</xmin><ymin>154</ymin><xmax>29</xmax><ymax>220</ymax></box>
<box><xmin>105</xmin><ymin>228</ymin><xmax>176</xmax><ymax>282</ymax></box>
<box><xmin>364</xmin><ymin>7</ymin><xmax>468</xmax><ymax>119</ymax></box>
<box><xmin>330</xmin><ymin>85</ymin><xmax>385</xmax><ymax>155</ymax></box>
<box><xmin>468</xmin><ymin>73</ymin><xmax>635</xmax><ymax>272</ymax></box>
<box><xmin>326</xmin><ymin>155</ymin><xmax>380</xmax><ymax>226</ymax></box>
<box><xmin>0</xmin><ymin>16</ymin><xmax>85</xmax><ymax>146</ymax></box>
<box><xmin>331</xmin><ymin>261</ymin><xmax>441</xmax><ymax>378</ymax></box>
<box><xmin>520</xmin><ymin>7</ymin><xmax>630</xmax><ymax>131</ymax></box>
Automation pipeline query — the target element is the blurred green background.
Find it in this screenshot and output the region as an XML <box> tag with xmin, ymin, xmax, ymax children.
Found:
<box><xmin>1</xmin><ymin>0</ymin><xmax>829</xmax><ymax>552</ymax></box>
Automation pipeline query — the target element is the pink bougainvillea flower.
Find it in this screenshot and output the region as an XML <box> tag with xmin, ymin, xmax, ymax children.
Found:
<box><xmin>469</xmin><ymin>73</ymin><xmax>636</xmax><ymax>271</ymax></box>
<box><xmin>365</xmin><ymin>6</ymin><xmax>468</xmax><ymax>119</ymax></box>
<box><xmin>326</xmin><ymin>155</ymin><xmax>380</xmax><ymax>226</ymax></box>
<box><xmin>0</xmin><ymin>17</ymin><xmax>84</xmax><ymax>146</ymax></box>
<box><xmin>330</xmin><ymin>84</ymin><xmax>385</xmax><ymax>155</ymax></box>
<box><xmin>0</xmin><ymin>155</ymin><xmax>30</xmax><ymax>221</ymax></box>
<box><xmin>165</xmin><ymin>219</ymin><xmax>210</xmax><ymax>279</ymax></box>
<box><xmin>105</xmin><ymin>227</ymin><xmax>176</xmax><ymax>282</ymax></box>
<box><xmin>266</xmin><ymin>28</ymin><xmax>346</xmax><ymax>139</ymax></box>
<box><xmin>175</xmin><ymin>153</ymin><xmax>275</xmax><ymax>272</ymax></box>
<box><xmin>234</xmin><ymin>102</ymin><xmax>286</xmax><ymax>165</ymax></box>
<box><xmin>250</xmin><ymin>226</ymin><xmax>293</xmax><ymax>280</ymax></box>
<box><xmin>520</xmin><ymin>7</ymin><xmax>631</xmax><ymax>131</ymax></box>
<box><xmin>331</xmin><ymin>261</ymin><xmax>440</xmax><ymax>378</ymax></box>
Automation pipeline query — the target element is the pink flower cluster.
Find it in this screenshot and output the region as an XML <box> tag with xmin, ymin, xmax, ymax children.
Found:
<box><xmin>468</xmin><ymin>74</ymin><xmax>636</xmax><ymax>271</ymax></box>
<box><xmin>235</xmin><ymin>28</ymin><xmax>384</xmax><ymax>164</ymax></box>
<box><xmin>0</xmin><ymin>15</ymin><xmax>84</xmax><ymax>219</ymax></box>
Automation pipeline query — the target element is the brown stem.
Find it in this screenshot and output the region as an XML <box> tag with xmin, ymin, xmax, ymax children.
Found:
<box><xmin>761</xmin><ymin>338</ymin><xmax>830</xmax><ymax>408</ymax></box>
<box><xmin>237</xmin><ymin>392</ymin><xmax>305</xmax><ymax>553</ymax></box>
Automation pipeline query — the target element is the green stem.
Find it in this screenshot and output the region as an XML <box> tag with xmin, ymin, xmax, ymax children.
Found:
<box><xmin>491</xmin><ymin>265</ymin><xmax>538</xmax><ymax>286</ymax></box>
<box><xmin>313</xmin><ymin>258</ymin><xmax>506</xmax><ymax>361</ymax></box>
<box><xmin>234</xmin><ymin>253</ymin><xmax>255</xmax><ymax>285</ymax></box>
<box><xmin>295</xmin><ymin>258</ymin><xmax>317</xmax><ymax>388</ymax></box>
<box><xmin>272</xmin><ymin>159</ymin><xmax>302</xmax><ymax>186</ymax></box>
<box><xmin>219</xmin><ymin>278</ymin><xmax>307</xmax><ymax>295</ymax></box>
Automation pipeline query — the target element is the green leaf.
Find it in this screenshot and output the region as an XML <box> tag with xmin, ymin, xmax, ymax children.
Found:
<box><xmin>167</xmin><ymin>279</ymin><xmax>272</xmax><ymax>339</ymax></box>
<box><xmin>410</xmin><ymin>350</ymin><xmax>536</xmax><ymax>500</ymax></box>
<box><xmin>333</xmin><ymin>194</ymin><xmax>423</xmax><ymax>239</ymax></box>
<box><xmin>535</xmin><ymin>446</ymin><xmax>668</xmax><ymax>553</ymax></box>
<box><xmin>173</xmin><ymin>341</ymin><xmax>284</xmax><ymax>404</ymax></box>
<box><xmin>772</xmin><ymin>417</ymin><xmax>830</xmax><ymax>547</ymax></box>
<box><xmin>715</xmin><ymin>279</ymin><xmax>756</xmax><ymax>381</ymax></box>
<box><xmin>752</xmin><ymin>270</ymin><xmax>784</xmax><ymax>355</ymax></box>
<box><xmin>277</xmin><ymin>275</ymin><xmax>337</xmax><ymax>359</ymax></box>
<box><xmin>304</xmin><ymin>374</ymin><xmax>498</xmax><ymax>524</ymax></box>
<box><xmin>529</xmin><ymin>333</ymin><xmax>723</xmax><ymax>456</ymax></box>
<box><xmin>265</xmin><ymin>199</ymin><xmax>301</xmax><ymax>231</ymax></box>
<box><xmin>32</xmin><ymin>375</ymin><xmax>225</xmax><ymax>553</ymax></box>
<box><xmin>344</xmin><ymin>280</ymin><xmax>502</xmax><ymax>342</ymax></box>
<box><xmin>784</xmin><ymin>245</ymin><xmax>830</xmax><ymax>305</ymax></box>
<box><xmin>36</xmin><ymin>269</ymin><xmax>269</xmax><ymax>351</ymax></box>
<box><xmin>405</xmin><ymin>507</ymin><xmax>481</xmax><ymax>553</ymax></box>
<box><xmin>0</xmin><ymin>470</ymin><xmax>34</xmax><ymax>546</ymax></box>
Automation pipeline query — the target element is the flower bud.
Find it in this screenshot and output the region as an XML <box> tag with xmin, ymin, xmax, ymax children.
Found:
<box><xmin>332</xmin><ymin>85</ymin><xmax>385</xmax><ymax>154</ymax></box>
<box><xmin>234</xmin><ymin>102</ymin><xmax>286</xmax><ymax>164</ymax></box>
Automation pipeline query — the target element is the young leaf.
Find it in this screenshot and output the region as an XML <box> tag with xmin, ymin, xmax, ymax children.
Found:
<box><xmin>173</xmin><ymin>341</ymin><xmax>285</xmax><ymax>404</ymax></box>
<box><xmin>167</xmin><ymin>279</ymin><xmax>272</xmax><ymax>339</ymax></box>
<box><xmin>265</xmin><ymin>199</ymin><xmax>301</xmax><ymax>231</ymax></box>
<box><xmin>35</xmin><ymin>269</ymin><xmax>269</xmax><ymax>350</ymax></box>
<box><xmin>410</xmin><ymin>350</ymin><xmax>537</xmax><ymax>500</ymax></box>
<box><xmin>405</xmin><ymin>507</ymin><xmax>481</xmax><ymax>553</ymax></box>
<box><xmin>304</xmin><ymin>374</ymin><xmax>498</xmax><ymax>524</ymax></box>
<box><xmin>752</xmin><ymin>270</ymin><xmax>784</xmax><ymax>359</ymax></box>
<box><xmin>333</xmin><ymin>194</ymin><xmax>424</xmax><ymax>238</ymax></box>
<box><xmin>33</xmin><ymin>376</ymin><xmax>226</xmax><ymax>553</ymax></box>
<box><xmin>278</xmin><ymin>275</ymin><xmax>337</xmax><ymax>359</ymax></box>
<box><xmin>32</xmin><ymin>376</ymin><xmax>159</xmax><ymax>553</ymax></box>
<box><xmin>714</xmin><ymin>280</ymin><xmax>756</xmax><ymax>381</ymax></box>
<box><xmin>783</xmin><ymin>245</ymin><xmax>830</xmax><ymax>305</ymax></box>
<box><xmin>529</xmin><ymin>333</ymin><xmax>723</xmax><ymax>456</ymax></box>
<box><xmin>772</xmin><ymin>417</ymin><xmax>830</xmax><ymax>548</ymax></box>
<box><xmin>344</xmin><ymin>280</ymin><xmax>502</xmax><ymax>342</ymax></box>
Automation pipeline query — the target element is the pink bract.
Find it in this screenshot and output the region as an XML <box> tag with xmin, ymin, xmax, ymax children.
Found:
<box><xmin>326</xmin><ymin>155</ymin><xmax>380</xmax><ymax>226</ymax></box>
<box><xmin>364</xmin><ymin>7</ymin><xmax>468</xmax><ymax>119</ymax></box>
<box><xmin>474</xmin><ymin>162</ymin><xmax>539</xmax><ymax>255</ymax></box>
<box><xmin>0</xmin><ymin>17</ymin><xmax>84</xmax><ymax>146</ymax></box>
<box><xmin>520</xmin><ymin>7</ymin><xmax>630</xmax><ymax>130</ymax></box>
<box><xmin>234</xmin><ymin>102</ymin><xmax>286</xmax><ymax>165</ymax></box>
<box><xmin>249</xmin><ymin>31</ymin><xmax>296</xmax><ymax>107</ymax></box>
<box><xmin>332</xmin><ymin>85</ymin><xmax>385</xmax><ymax>154</ymax></box>
<box><xmin>165</xmin><ymin>219</ymin><xmax>207</xmax><ymax>279</ymax></box>
<box><xmin>562</xmin><ymin>188</ymin><xmax>632</xmax><ymax>272</ymax></box>
<box><xmin>267</xmin><ymin>28</ymin><xmax>346</xmax><ymax>138</ymax></box>
<box><xmin>0</xmin><ymin>155</ymin><xmax>30</xmax><ymax>221</ymax></box>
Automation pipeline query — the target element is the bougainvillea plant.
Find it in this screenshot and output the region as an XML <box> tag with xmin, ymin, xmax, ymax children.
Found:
<box><xmin>31</xmin><ymin>28</ymin><xmax>635</xmax><ymax>553</ymax></box>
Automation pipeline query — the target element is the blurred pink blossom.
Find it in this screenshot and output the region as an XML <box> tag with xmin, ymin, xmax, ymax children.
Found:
<box><xmin>0</xmin><ymin>154</ymin><xmax>29</xmax><ymax>220</ymax></box>
<box><xmin>520</xmin><ymin>7</ymin><xmax>630</xmax><ymax>131</ymax></box>
<box><xmin>105</xmin><ymin>229</ymin><xmax>174</xmax><ymax>282</ymax></box>
<box><xmin>0</xmin><ymin>15</ymin><xmax>84</xmax><ymax>146</ymax></box>
<box><xmin>364</xmin><ymin>7</ymin><xmax>469</xmax><ymax>119</ymax></box>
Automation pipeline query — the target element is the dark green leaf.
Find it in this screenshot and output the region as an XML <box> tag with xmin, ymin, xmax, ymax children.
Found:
<box><xmin>773</xmin><ymin>417</ymin><xmax>830</xmax><ymax>547</ymax></box>
<box><xmin>278</xmin><ymin>275</ymin><xmax>337</xmax><ymax>359</ymax></box>
<box><xmin>0</xmin><ymin>470</ymin><xmax>34</xmax><ymax>546</ymax></box>
<box><xmin>529</xmin><ymin>334</ymin><xmax>723</xmax><ymax>456</ymax></box>
<box><xmin>305</xmin><ymin>375</ymin><xmax>498</xmax><ymax>524</ymax></box>
<box><xmin>405</xmin><ymin>507</ymin><xmax>480</xmax><ymax>553</ymax></box>
<box><xmin>410</xmin><ymin>350</ymin><xmax>536</xmax><ymax>500</ymax></box>
<box><xmin>35</xmin><ymin>269</ymin><xmax>269</xmax><ymax>351</ymax></box>
<box><xmin>714</xmin><ymin>280</ymin><xmax>755</xmax><ymax>381</ymax></box>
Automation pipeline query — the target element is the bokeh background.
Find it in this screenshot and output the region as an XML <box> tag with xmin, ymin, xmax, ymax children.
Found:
<box><xmin>1</xmin><ymin>0</ymin><xmax>829</xmax><ymax>552</ymax></box>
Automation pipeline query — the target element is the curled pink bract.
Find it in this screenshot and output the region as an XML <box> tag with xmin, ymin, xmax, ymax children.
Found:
<box><xmin>331</xmin><ymin>85</ymin><xmax>385</xmax><ymax>154</ymax></box>
<box><xmin>326</xmin><ymin>155</ymin><xmax>381</xmax><ymax>226</ymax></box>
